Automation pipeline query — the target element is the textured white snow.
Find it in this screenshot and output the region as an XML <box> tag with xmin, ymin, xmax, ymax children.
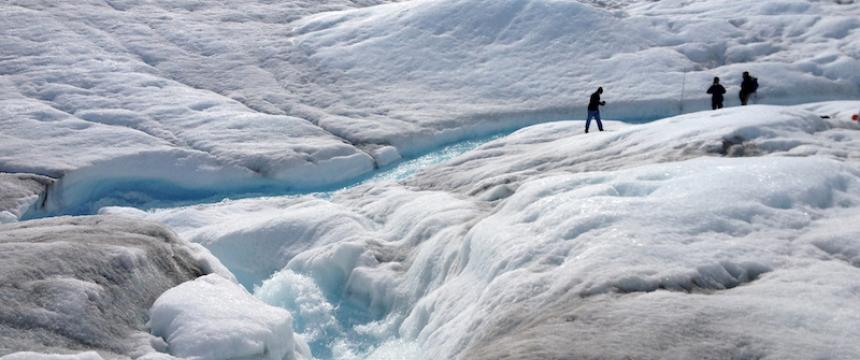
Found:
<box><xmin>149</xmin><ymin>274</ymin><xmax>310</xmax><ymax>360</ymax></box>
<box><xmin>0</xmin><ymin>216</ymin><xmax>217</xmax><ymax>358</ymax></box>
<box><xmin>110</xmin><ymin>101</ymin><xmax>860</xmax><ymax>359</ymax></box>
<box><xmin>0</xmin><ymin>1</ymin><xmax>385</xmax><ymax>213</ymax></box>
<box><xmin>3</xmin><ymin>0</ymin><xmax>859</xmax><ymax>214</ymax></box>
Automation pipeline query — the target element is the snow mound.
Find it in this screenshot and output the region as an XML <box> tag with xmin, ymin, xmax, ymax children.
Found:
<box><xmin>149</xmin><ymin>274</ymin><xmax>310</xmax><ymax>360</ymax></box>
<box><xmin>124</xmin><ymin>103</ymin><xmax>860</xmax><ymax>359</ymax></box>
<box><xmin>0</xmin><ymin>215</ymin><xmax>215</xmax><ymax>358</ymax></box>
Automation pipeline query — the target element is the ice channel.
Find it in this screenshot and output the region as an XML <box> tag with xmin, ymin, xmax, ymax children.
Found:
<box><xmin>109</xmin><ymin>131</ymin><xmax>512</xmax><ymax>359</ymax></box>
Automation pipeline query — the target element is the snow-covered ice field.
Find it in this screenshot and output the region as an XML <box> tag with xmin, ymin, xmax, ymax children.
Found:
<box><xmin>2</xmin><ymin>0</ymin><xmax>860</xmax><ymax>359</ymax></box>
<box><xmin>97</xmin><ymin>102</ymin><xmax>860</xmax><ymax>360</ymax></box>
<box><xmin>3</xmin><ymin>0</ymin><xmax>860</xmax><ymax>217</ymax></box>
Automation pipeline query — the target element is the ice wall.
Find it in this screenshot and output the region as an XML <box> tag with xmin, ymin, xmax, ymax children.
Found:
<box><xmin>0</xmin><ymin>173</ymin><xmax>53</xmax><ymax>223</ymax></box>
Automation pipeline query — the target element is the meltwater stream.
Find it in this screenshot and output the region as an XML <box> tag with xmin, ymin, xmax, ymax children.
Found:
<box><xmin>330</xmin><ymin>132</ymin><xmax>510</xmax><ymax>191</ymax></box>
<box><xmin>202</xmin><ymin>132</ymin><xmax>511</xmax><ymax>360</ymax></box>
<box><xmin>130</xmin><ymin>131</ymin><xmax>511</xmax><ymax>360</ymax></box>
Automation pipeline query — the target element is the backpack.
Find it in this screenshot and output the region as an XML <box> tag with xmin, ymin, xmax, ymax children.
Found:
<box><xmin>751</xmin><ymin>77</ymin><xmax>759</xmax><ymax>92</ymax></box>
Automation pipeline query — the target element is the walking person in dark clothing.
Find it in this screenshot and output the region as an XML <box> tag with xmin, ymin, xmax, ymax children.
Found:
<box><xmin>585</xmin><ymin>87</ymin><xmax>606</xmax><ymax>133</ymax></box>
<box><xmin>706</xmin><ymin>77</ymin><xmax>726</xmax><ymax>110</ymax></box>
<box><xmin>739</xmin><ymin>71</ymin><xmax>758</xmax><ymax>105</ymax></box>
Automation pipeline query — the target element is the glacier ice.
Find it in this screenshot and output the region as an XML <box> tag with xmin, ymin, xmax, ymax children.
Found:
<box><xmin>0</xmin><ymin>216</ymin><xmax>216</xmax><ymax>358</ymax></box>
<box><xmin>108</xmin><ymin>101</ymin><xmax>860</xmax><ymax>359</ymax></box>
<box><xmin>3</xmin><ymin>0</ymin><xmax>859</xmax><ymax>215</ymax></box>
<box><xmin>2</xmin><ymin>0</ymin><xmax>860</xmax><ymax>358</ymax></box>
<box><xmin>406</xmin><ymin>103</ymin><xmax>860</xmax><ymax>196</ymax></box>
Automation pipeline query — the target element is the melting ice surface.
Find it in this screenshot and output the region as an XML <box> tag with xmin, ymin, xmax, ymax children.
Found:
<box><xmin>104</xmin><ymin>103</ymin><xmax>860</xmax><ymax>360</ymax></box>
<box><xmin>102</xmin><ymin>131</ymin><xmax>511</xmax><ymax>359</ymax></box>
<box><xmin>249</xmin><ymin>134</ymin><xmax>510</xmax><ymax>359</ymax></box>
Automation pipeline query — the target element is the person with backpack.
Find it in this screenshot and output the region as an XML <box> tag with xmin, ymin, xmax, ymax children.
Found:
<box><xmin>706</xmin><ymin>77</ymin><xmax>726</xmax><ymax>110</ymax></box>
<box><xmin>585</xmin><ymin>87</ymin><xmax>606</xmax><ymax>133</ymax></box>
<box><xmin>739</xmin><ymin>71</ymin><xmax>758</xmax><ymax>105</ymax></box>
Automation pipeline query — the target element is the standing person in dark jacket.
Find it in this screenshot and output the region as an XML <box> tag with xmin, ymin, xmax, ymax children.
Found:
<box><xmin>585</xmin><ymin>87</ymin><xmax>606</xmax><ymax>133</ymax></box>
<box><xmin>706</xmin><ymin>77</ymin><xmax>726</xmax><ymax>110</ymax></box>
<box><xmin>739</xmin><ymin>71</ymin><xmax>758</xmax><ymax>105</ymax></box>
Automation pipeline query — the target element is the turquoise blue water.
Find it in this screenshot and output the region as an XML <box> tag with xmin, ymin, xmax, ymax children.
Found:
<box><xmin>317</xmin><ymin>133</ymin><xmax>509</xmax><ymax>197</ymax></box>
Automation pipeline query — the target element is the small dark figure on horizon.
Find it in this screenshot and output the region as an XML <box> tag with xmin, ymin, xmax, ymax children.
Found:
<box><xmin>586</xmin><ymin>87</ymin><xmax>606</xmax><ymax>133</ymax></box>
<box><xmin>739</xmin><ymin>71</ymin><xmax>758</xmax><ymax>106</ymax></box>
<box><xmin>707</xmin><ymin>77</ymin><xmax>726</xmax><ymax>110</ymax></box>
